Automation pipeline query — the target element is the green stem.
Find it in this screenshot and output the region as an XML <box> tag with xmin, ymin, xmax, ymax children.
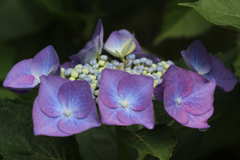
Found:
<box><xmin>167</xmin><ymin>120</ymin><xmax>175</xmax><ymax>126</ymax></box>
<box><xmin>115</xmin><ymin>126</ymin><xmax>128</xmax><ymax>160</ymax></box>
<box><xmin>120</xmin><ymin>57</ymin><xmax>126</xmax><ymax>62</ymax></box>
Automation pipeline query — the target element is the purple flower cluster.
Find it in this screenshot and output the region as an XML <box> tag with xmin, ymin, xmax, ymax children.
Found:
<box><xmin>3</xmin><ymin>20</ymin><xmax>238</xmax><ymax>136</ymax></box>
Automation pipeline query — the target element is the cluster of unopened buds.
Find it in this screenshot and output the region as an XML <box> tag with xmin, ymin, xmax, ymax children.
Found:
<box><xmin>3</xmin><ymin>20</ymin><xmax>238</xmax><ymax>136</ymax></box>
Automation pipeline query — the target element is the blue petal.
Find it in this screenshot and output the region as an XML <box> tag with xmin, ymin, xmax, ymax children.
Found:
<box><xmin>204</xmin><ymin>55</ymin><xmax>238</xmax><ymax>92</ymax></box>
<box><xmin>30</xmin><ymin>45</ymin><xmax>60</xmax><ymax>78</ymax></box>
<box><xmin>181</xmin><ymin>40</ymin><xmax>211</xmax><ymax>74</ymax></box>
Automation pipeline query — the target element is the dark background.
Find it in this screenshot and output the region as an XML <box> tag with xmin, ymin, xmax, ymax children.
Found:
<box><xmin>0</xmin><ymin>0</ymin><xmax>239</xmax><ymax>159</ymax></box>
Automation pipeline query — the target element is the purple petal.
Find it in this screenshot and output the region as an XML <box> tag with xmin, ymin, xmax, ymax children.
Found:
<box><xmin>104</xmin><ymin>29</ymin><xmax>140</xmax><ymax>57</ymax></box>
<box><xmin>3</xmin><ymin>59</ymin><xmax>38</xmax><ymax>91</ymax></box>
<box><xmin>83</xmin><ymin>45</ymin><xmax>99</xmax><ymax>63</ymax></box>
<box><xmin>117</xmin><ymin>75</ymin><xmax>154</xmax><ymax>111</ymax></box>
<box><xmin>117</xmin><ymin>102</ymin><xmax>154</xmax><ymax>129</ymax></box>
<box><xmin>164</xmin><ymin>82</ymin><xmax>189</xmax><ymax>124</ymax></box>
<box><xmin>99</xmin><ymin>69</ymin><xmax>129</xmax><ymax>109</ymax></box>
<box><xmin>182</xmin><ymin>78</ymin><xmax>216</xmax><ymax>115</ymax></box>
<box><xmin>98</xmin><ymin>98</ymin><xmax>125</xmax><ymax>126</ymax></box>
<box><xmin>181</xmin><ymin>40</ymin><xmax>211</xmax><ymax>74</ymax></box>
<box><xmin>61</xmin><ymin>62</ymin><xmax>71</xmax><ymax>70</ymax></box>
<box><xmin>132</xmin><ymin>36</ymin><xmax>142</xmax><ymax>53</ymax></box>
<box><xmin>154</xmin><ymin>84</ymin><xmax>165</xmax><ymax>101</ymax></box>
<box><xmin>184</xmin><ymin>106</ymin><xmax>213</xmax><ymax>129</ymax></box>
<box><xmin>91</xmin><ymin>19</ymin><xmax>103</xmax><ymax>43</ymax></box>
<box><xmin>38</xmin><ymin>76</ymin><xmax>69</xmax><ymax>117</ymax></box>
<box><xmin>104</xmin><ymin>30</ymin><xmax>134</xmax><ymax>52</ymax></box>
<box><xmin>133</xmin><ymin>52</ymin><xmax>160</xmax><ymax>63</ymax></box>
<box><xmin>154</xmin><ymin>65</ymin><xmax>194</xmax><ymax>101</ymax></box>
<box><xmin>4</xmin><ymin>74</ymin><xmax>36</xmax><ymax>89</ymax></box>
<box><xmin>58</xmin><ymin>108</ymin><xmax>101</xmax><ymax>134</ymax></box>
<box><xmin>204</xmin><ymin>55</ymin><xmax>238</xmax><ymax>92</ymax></box>
<box><xmin>58</xmin><ymin>81</ymin><xmax>93</xmax><ymax>119</ymax></box>
<box><xmin>33</xmin><ymin>97</ymin><xmax>72</xmax><ymax>137</ymax></box>
<box><xmin>69</xmin><ymin>54</ymin><xmax>83</xmax><ymax>67</ymax></box>
<box><xmin>30</xmin><ymin>45</ymin><xmax>60</xmax><ymax>78</ymax></box>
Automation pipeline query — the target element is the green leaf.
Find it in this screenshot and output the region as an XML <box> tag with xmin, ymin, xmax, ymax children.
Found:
<box><xmin>0</xmin><ymin>0</ymin><xmax>50</xmax><ymax>40</ymax></box>
<box><xmin>0</xmin><ymin>99</ymin><xmax>81</xmax><ymax>160</ymax></box>
<box><xmin>75</xmin><ymin>124</ymin><xmax>138</xmax><ymax>160</ymax></box>
<box><xmin>120</xmin><ymin>125</ymin><xmax>177</xmax><ymax>160</ymax></box>
<box><xmin>154</xmin><ymin>0</ymin><xmax>212</xmax><ymax>45</ymax></box>
<box><xmin>179</xmin><ymin>0</ymin><xmax>240</xmax><ymax>32</ymax></box>
<box><xmin>233</xmin><ymin>34</ymin><xmax>240</xmax><ymax>79</ymax></box>
<box><xmin>0</xmin><ymin>43</ymin><xmax>16</xmax><ymax>81</ymax></box>
<box><xmin>0</xmin><ymin>88</ymin><xmax>18</xmax><ymax>99</ymax></box>
<box><xmin>170</xmin><ymin>128</ymin><xmax>203</xmax><ymax>160</ymax></box>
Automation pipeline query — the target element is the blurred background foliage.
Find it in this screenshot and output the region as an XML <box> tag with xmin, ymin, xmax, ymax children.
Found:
<box><xmin>0</xmin><ymin>0</ymin><xmax>239</xmax><ymax>159</ymax></box>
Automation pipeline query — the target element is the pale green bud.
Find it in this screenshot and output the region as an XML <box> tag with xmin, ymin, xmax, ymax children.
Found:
<box><xmin>156</xmin><ymin>72</ymin><xmax>162</xmax><ymax>77</ymax></box>
<box><xmin>94</xmin><ymin>90</ymin><xmax>99</xmax><ymax>96</ymax></box>
<box><xmin>75</xmin><ymin>64</ymin><xmax>83</xmax><ymax>69</ymax></box>
<box><xmin>71</xmin><ymin>70</ymin><xmax>78</xmax><ymax>78</ymax></box>
<box><xmin>98</xmin><ymin>60</ymin><xmax>105</xmax><ymax>66</ymax></box>
<box><xmin>163</xmin><ymin>64</ymin><xmax>170</xmax><ymax>70</ymax></box>
<box><xmin>151</xmin><ymin>64</ymin><xmax>157</xmax><ymax>68</ymax></box>
<box><xmin>90</xmin><ymin>75</ymin><xmax>96</xmax><ymax>80</ymax></box>
<box><xmin>69</xmin><ymin>77</ymin><xmax>75</xmax><ymax>81</ymax></box>
<box><xmin>91</xmin><ymin>83</ymin><xmax>97</xmax><ymax>90</ymax></box>
<box><xmin>142</xmin><ymin>70</ymin><xmax>147</xmax><ymax>75</ymax></box>
<box><xmin>98</xmin><ymin>67</ymin><xmax>104</xmax><ymax>72</ymax></box>
<box><xmin>82</xmin><ymin>68</ymin><xmax>89</xmax><ymax>74</ymax></box>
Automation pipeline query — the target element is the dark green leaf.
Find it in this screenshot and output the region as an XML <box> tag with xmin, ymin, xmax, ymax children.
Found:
<box><xmin>196</xmin><ymin>89</ymin><xmax>240</xmax><ymax>158</ymax></box>
<box><xmin>0</xmin><ymin>99</ymin><xmax>81</xmax><ymax>160</ymax></box>
<box><xmin>0</xmin><ymin>43</ymin><xmax>16</xmax><ymax>80</ymax></box>
<box><xmin>0</xmin><ymin>0</ymin><xmax>50</xmax><ymax>40</ymax></box>
<box><xmin>76</xmin><ymin>124</ymin><xmax>138</xmax><ymax>160</ymax></box>
<box><xmin>0</xmin><ymin>88</ymin><xmax>18</xmax><ymax>100</ymax></box>
<box><xmin>233</xmin><ymin>34</ymin><xmax>240</xmax><ymax>79</ymax></box>
<box><xmin>154</xmin><ymin>0</ymin><xmax>212</xmax><ymax>45</ymax></box>
<box><xmin>179</xmin><ymin>0</ymin><xmax>240</xmax><ymax>32</ymax></box>
<box><xmin>170</xmin><ymin>128</ymin><xmax>203</xmax><ymax>160</ymax></box>
<box><xmin>120</xmin><ymin>125</ymin><xmax>177</xmax><ymax>160</ymax></box>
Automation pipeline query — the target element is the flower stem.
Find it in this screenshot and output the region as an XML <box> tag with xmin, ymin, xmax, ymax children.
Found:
<box><xmin>167</xmin><ymin>120</ymin><xmax>175</xmax><ymax>126</ymax></box>
<box><xmin>115</xmin><ymin>126</ymin><xmax>128</xmax><ymax>160</ymax></box>
<box><xmin>120</xmin><ymin>57</ymin><xmax>126</xmax><ymax>62</ymax></box>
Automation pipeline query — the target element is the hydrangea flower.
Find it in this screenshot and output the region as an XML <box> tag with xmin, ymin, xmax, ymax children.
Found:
<box><xmin>181</xmin><ymin>40</ymin><xmax>237</xmax><ymax>92</ymax></box>
<box><xmin>154</xmin><ymin>65</ymin><xmax>216</xmax><ymax>129</ymax></box>
<box><xmin>98</xmin><ymin>68</ymin><xmax>154</xmax><ymax>129</ymax></box>
<box><xmin>33</xmin><ymin>75</ymin><xmax>101</xmax><ymax>136</ymax></box>
<box><xmin>61</xmin><ymin>54</ymin><xmax>83</xmax><ymax>69</ymax></box>
<box><xmin>103</xmin><ymin>29</ymin><xmax>160</xmax><ymax>63</ymax></box>
<box><xmin>3</xmin><ymin>45</ymin><xmax>60</xmax><ymax>94</ymax></box>
<box><xmin>78</xmin><ymin>19</ymin><xmax>103</xmax><ymax>64</ymax></box>
<box><xmin>104</xmin><ymin>29</ymin><xmax>139</xmax><ymax>59</ymax></box>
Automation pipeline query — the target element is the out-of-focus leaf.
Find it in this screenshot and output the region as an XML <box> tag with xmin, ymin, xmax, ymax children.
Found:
<box><xmin>0</xmin><ymin>43</ymin><xmax>15</xmax><ymax>80</ymax></box>
<box><xmin>233</xmin><ymin>34</ymin><xmax>240</xmax><ymax>79</ymax></box>
<box><xmin>120</xmin><ymin>125</ymin><xmax>177</xmax><ymax>160</ymax></box>
<box><xmin>76</xmin><ymin>124</ymin><xmax>137</xmax><ymax>160</ymax></box>
<box><xmin>0</xmin><ymin>99</ymin><xmax>81</xmax><ymax>160</ymax></box>
<box><xmin>197</xmin><ymin>90</ymin><xmax>240</xmax><ymax>158</ymax></box>
<box><xmin>0</xmin><ymin>88</ymin><xmax>18</xmax><ymax>99</ymax></box>
<box><xmin>154</xmin><ymin>0</ymin><xmax>212</xmax><ymax>45</ymax></box>
<box><xmin>0</xmin><ymin>0</ymin><xmax>50</xmax><ymax>40</ymax></box>
<box><xmin>170</xmin><ymin>128</ymin><xmax>203</xmax><ymax>160</ymax></box>
<box><xmin>179</xmin><ymin>0</ymin><xmax>240</xmax><ymax>32</ymax></box>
